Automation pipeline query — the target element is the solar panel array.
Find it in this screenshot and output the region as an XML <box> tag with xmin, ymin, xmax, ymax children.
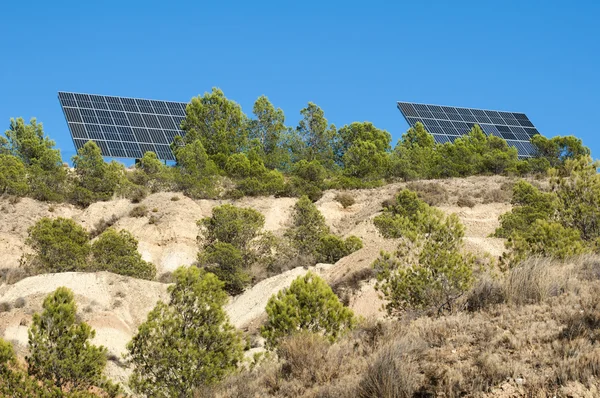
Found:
<box><xmin>397</xmin><ymin>102</ymin><xmax>540</xmax><ymax>157</ymax></box>
<box><xmin>58</xmin><ymin>92</ymin><xmax>189</xmax><ymax>160</ymax></box>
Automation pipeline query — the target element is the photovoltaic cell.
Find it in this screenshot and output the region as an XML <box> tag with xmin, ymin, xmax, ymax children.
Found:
<box><xmin>397</xmin><ymin>101</ymin><xmax>541</xmax><ymax>158</ymax></box>
<box><xmin>58</xmin><ymin>92</ymin><xmax>189</xmax><ymax>160</ymax></box>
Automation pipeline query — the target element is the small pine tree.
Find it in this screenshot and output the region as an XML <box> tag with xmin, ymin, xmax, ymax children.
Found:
<box><xmin>261</xmin><ymin>272</ymin><xmax>355</xmax><ymax>348</ymax></box>
<box><xmin>285</xmin><ymin>195</ymin><xmax>330</xmax><ymax>256</ymax></box>
<box><xmin>127</xmin><ymin>267</ymin><xmax>244</xmax><ymax>396</ymax></box>
<box><xmin>199</xmin><ymin>204</ymin><xmax>265</xmax><ymax>251</ymax></box>
<box><xmin>0</xmin><ymin>154</ymin><xmax>28</xmax><ymax>196</ymax></box>
<box><xmin>27</xmin><ymin>287</ymin><xmax>108</xmax><ymax>390</ymax></box>
<box><xmin>91</xmin><ymin>228</ymin><xmax>156</xmax><ymax>280</ymax></box>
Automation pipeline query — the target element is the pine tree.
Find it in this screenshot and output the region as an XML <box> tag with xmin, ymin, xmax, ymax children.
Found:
<box><xmin>27</xmin><ymin>287</ymin><xmax>107</xmax><ymax>390</ymax></box>
<box><xmin>127</xmin><ymin>266</ymin><xmax>244</xmax><ymax>397</ymax></box>
<box><xmin>261</xmin><ymin>272</ymin><xmax>355</xmax><ymax>348</ymax></box>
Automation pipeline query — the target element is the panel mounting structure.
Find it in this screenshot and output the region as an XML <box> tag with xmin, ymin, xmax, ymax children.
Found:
<box><xmin>58</xmin><ymin>92</ymin><xmax>189</xmax><ymax>160</ymax></box>
<box><xmin>397</xmin><ymin>101</ymin><xmax>540</xmax><ymax>158</ymax></box>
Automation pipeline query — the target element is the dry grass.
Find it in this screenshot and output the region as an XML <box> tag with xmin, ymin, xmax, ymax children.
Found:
<box><xmin>331</xmin><ymin>268</ymin><xmax>375</xmax><ymax>305</ymax></box>
<box><xmin>334</xmin><ymin>192</ymin><xmax>355</xmax><ymax>209</ymax></box>
<box><xmin>456</xmin><ymin>194</ymin><xmax>476</xmax><ymax>208</ymax></box>
<box><xmin>406</xmin><ymin>181</ymin><xmax>449</xmax><ymax>206</ymax></box>
<box><xmin>208</xmin><ymin>255</ymin><xmax>600</xmax><ymax>397</ymax></box>
<box><xmin>129</xmin><ymin>205</ymin><xmax>148</xmax><ymax>218</ymax></box>
<box><xmin>90</xmin><ymin>214</ymin><xmax>120</xmax><ymax>238</ymax></box>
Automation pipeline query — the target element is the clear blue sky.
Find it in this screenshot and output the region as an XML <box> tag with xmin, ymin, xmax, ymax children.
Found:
<box><xmin>1</xmin><ymin>0</ymin><xmax>598</xmax><ymax>161</ymax></box>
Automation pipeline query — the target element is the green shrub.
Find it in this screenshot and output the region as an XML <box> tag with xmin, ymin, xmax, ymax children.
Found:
<box><xmin>0</xmin><ymin>154</ymin><xmax>28</xmax><ymax>196</ymax></box>
<box><xmin>173</xmin><ymin>139</ymin><xmax>220</xmax><ymax>199</ymax></box>
<box><xmin>285</xmin><ymin>195</ymin><xmax>330</xmax><ymax>257</ymax></box>
<box><xmin>199</xmin><ymin>204</ymin><xmax>265</xmax><ymax>251</ymax></box>
<box><xmin>25</xmin><ymin>217</ymin><xmax>90</xmax><ymax>272</ymax></box>
<box><xmin>505</xmin><ymin>219</ymin><xmax>589</xmax><ymax>265</ymax></box>
<box><xmin>198</xmin><ymin>242</ymin><xmax>250</xmax><ymax>295</ymax></box>
<box><xmin>494</xmin><ymin>180</ymin><xmax>556</xmax><ymax>238</ymax></box>
<box><xmin>261</xmin><ymin>272</ymin><xmax>355</xmax><ymax>348</ymax></box>
<box><xmin>317</xmin><ymin>234</ymin><xmax>363</xmax><ymax>263</ymax></box>
<box><xmin>91</xmin><ymin>228</ymin><xmax>156</xmax><ymax>280</ymax></box>
<box><xmin>334</xmin><ymin>192</ymin><xmax>355</xmax><ymax>208</ymax></box>
<box><xmin>373</xmin><ymin>190</ymin><xmax>472</xmax><ymax>315</ymax></box>
<box><xmin>127</xmin><ymin>267</ymin><xmax>244</xmax><ymax>396</ymax></box>
<box><xmin>282</xmin><ymin>176</ymin><xmax>324</xmax><ymax>201</ymax></box>
<box><xmin>27</xmin><ymin>287</ymin><xmax>109</xmax><ymax>391</ymax></box>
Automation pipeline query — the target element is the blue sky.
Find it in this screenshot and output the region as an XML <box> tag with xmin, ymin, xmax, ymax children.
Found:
<box><xmin>1</xmin><ymin>0</ymin><xmax>598</xmax><ymax>162</ymax></box>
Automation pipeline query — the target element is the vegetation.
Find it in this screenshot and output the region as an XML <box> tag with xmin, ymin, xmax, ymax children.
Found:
<box><xmin>90</xmin><ymin>228</ymin><xmax>156</xmax><ymax>280</ymax></box>
<box><xmin>261</xmin><ymin>272</ymin><xmax>356</xmax><ymax>348</ymax></box>
<box><xmin>27</xmin><ymin>287</ymin><xmax>116</xmax><ymax>395</ymax></box>
<box><xmin>24</xmin><ymin>216</ymin><xmax>154</xmax><ymax>280</ymax></box>
<box><xmin>25</xmin><ymin>217</ymin><xmax>91</xmax><ymax>272</ymax></box>
<box><xmin>126</xmin><ymin>266</ymin><xmax>244</xmax><ymax>397</ymax></box>
<box><xmin>373</xmin><ymin>189</ymin><xmax>474</xmax><ymax>315</ymax></box>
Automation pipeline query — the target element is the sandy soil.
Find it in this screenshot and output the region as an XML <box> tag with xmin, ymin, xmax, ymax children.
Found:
<box><xmin>0</xmin><ymin>175</ymin><xmax>514</xmax><ymax>384</ymax></box>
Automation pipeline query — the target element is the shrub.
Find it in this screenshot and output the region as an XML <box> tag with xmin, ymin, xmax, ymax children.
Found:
<box><xmin>129</xmin><ymin>205</ymin><xmax>148</xmax><ymax>218</ymax></box>
<box><xmin>334</xmin><ymin>192</ymin><xmax>355</xmax><ymax>208</ymax></box>
<box><xmin>261</xmin><ymin>272</ymin><xmax>355</xmax><ymax>348</ymax></box>
<box><xmin>199</xmin><ymin>204</ymin><xmax>265</xmax><ymax>251</ymax></box>
<box><xmin>27</xmin><ymin>287</ymin><xmax>108</xmax><ymax>390</ymax></box>
<box><xmin>90</xmin><ymin>214</ymin><xmax>119</xmax><ymax>238</ymax></box>
<box><xmin>0</xmin><ymin>154</ymin><xmax>28</xmax><ymax>196</ymax></box>
<box><xmin>406</xmin><ymin>181</ymin><xmax>448</xmax><ymax>206</ymax></box>
<box><xmin>0</xmin><ymin>302</ymin><xmax>11</xmax><ymax>313</ymax></box>
<box><xmin>373</xmin><ymin>190</ymin><xmax>473</xmax><ymax>315</ymax></box>
<box><xmin>505</xmin><ymin>219</ymin><xmax>588</xmax><ymax>265</ymax></box>
<box><xmin>504</xmin><ymin>257</ymin><xmax>569</xmax><ymax>305</ymax></box>
<box><xmin>482</xmin><ymin>188</ymin><xmax>511</xmax><ymax>204</ymax></box>
<box><xmin>91</xmin><ymin>228</ymin><xmax>156</xmax><ymax>280</ymax></box>
<box><xmin>494</xmin><ymin>180</ymin><xmax>556</xmax><ymax>238</ymax></box>
<box><xmin>127</xmin><ymin>267</ymin><xmax>244</xmax><ymax>396</ymax></box>
<box><xmin>25</xmin><ymin>217</ymin><xmax>90</xmax><ymax>272</ymax></box>
<box><xmin>13</xmin><ymin>297</ymin><xmax>25</xmax><ymax>309</ymax></box>
<box><xmin>171</xmin><ymin>196</ymin><xmax>180</xmax><ymax>201</ymax></box>
<box><xmin>317</xmin><ymin>234</ymin><xmax>363</xmax><ymax>263</ymax></box>
<box><xmin>358</xmin><ymin>344</ymin><xmax>422</xmax><ymax>398</ymax></box>
<box><xmin>197</xmin><ymin>242</ymin><xmax>251</xmax><ymax>295</ymax></box>
<box><xmin>456</xmin><ymin>194</ymin><xmax>476</xmax><ymax>208</ymax></box>
<box><xmin>285</xmin><ymin>195</ymin><xmax>330</xmax><ymax>257</ymax></box>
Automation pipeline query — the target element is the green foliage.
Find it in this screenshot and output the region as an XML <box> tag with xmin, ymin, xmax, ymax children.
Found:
<box><xmin>71</xmin><ymin>141</ymin><xmax>124</xmax><ymax>206</ymax></box>
<box><xmin>27</xmin><ymin>287</ymin><xmax>108</xmax><ymax>391</ymax></box>
<box><xmin>552</xmin><ymin>156</ymin><xmax>600</xmax><ymax>241</ymax></box>
<box><xmin>173</xmin><ymin>139</ymin><xmax>219</xmax><ymax>198</ymax></box>
<box><xmin>261</xmin><ymin>272</ymin><xmax>355</xmax><ymax>348</ymax></box>
<box><xmin>91</xmin><ymin>228</ymin><xmax>156</xmax><ymax>280</ymax></box>
<box><xmin>531</xmin><ymin>134</ymin><xmax>590</xmax><ymax>168</ymax></box>
<box><xmin>197</xmin><ymin>242</ymin><xmax>250</xmax><ymax>295</ymax></box>
<box><xmin>1</xmin><ymin>337</ymin><xmax>98</xmax><ymax>397</ymax></box>
<box><xmin>248</xmin><ymin>96</ymin><xmax>289</xmax><ymax>169</ymax></box>
<box><xmin>343</xmin><ymin>139</ymin><xmax>391</xmax><ymax>179</ymax></box>
<box><xmin>3</xmin><ymin>118</ymin><xmax>68</xmax><ymax>201</ymax></box>
<box><xmin>505</xmin><ymin>219</ymin><xmax>588</xmax><ymax>264</ymax></box>
<box><xmin>25</xmin><ymin>217</ymin><xmax>90</xmax><ymax>272</ymax></box>
<box><xmin>181</xmin><ymin>88</ymin><xmax>248</xmax><ymax>157</ymax></box>
<box><xmin>285</xmin><ymin>195</ymin><xmax>330</xmax><ymax>256</ymax></box>
<box><xmin>134</xmin><ymin>151</ymin><xmax>176</xmax><ymax>192</ymax></box>
<box><xmin>198</xmin><ymin>205</ymin><xmax>265</xmax><ymax>294</ymax></box>
<box><xmin>317</xmin><ymin>234</ymin><xmax>363</xmax><ymax>263</ymax></box>
<box><xmin>373</xmin><ymin>189</ymin><xmax>472</xmax><ymax>315</ymax></box>
<box><xmin>199</xmin><ymin>204</ymin><xmax>265</xmax><ymax>250</ymax></box>
<box><xmin>127</xmin><ymin>266</ymin><xmax>244</xmax><ymax>396</ymax></box>
<box><xmin>391</xmin><ymin>122</ymin><xmax>436</xmax><ymax>180</ymax></box>
<box><xmin>334</xmin><ymin>121</ymin><xmax>391</xmax><ymax>165</ymax></box>
<box><xmin>0</xmin><ymin>154</ymin><xmax>28</xmax><ymax>195</ymax></box>
<box><xmin>494</xmin><ymin>180</ymin><xmax>556</xmax><ymax>238</ymax></box>
<box><xmin>297</xmin><ymin>103</ymin><xmax>336</xmax><ymax>168</ymax></box>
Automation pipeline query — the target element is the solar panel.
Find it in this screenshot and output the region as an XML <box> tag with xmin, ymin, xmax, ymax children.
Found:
<box><xmin>397</xmin><ymin>102</ymin><xmax>540</xmax><ymax>158</ymax></box>
<box><xmin>58</xmin><ymin>92</ymin><xmax>189</xmax><ymax>160</ymax></box>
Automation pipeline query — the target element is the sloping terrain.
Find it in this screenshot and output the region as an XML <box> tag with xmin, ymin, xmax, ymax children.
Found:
<box><xmin>0</xmin><ymin>175</ymin><xmax>514</xmax><ymax>384</ymax></box>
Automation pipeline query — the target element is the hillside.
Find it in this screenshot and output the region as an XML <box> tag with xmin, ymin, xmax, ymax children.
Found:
<box><xmin>0</xmin><ymin>175</ymin><xmax>511</xmax><ymax>386</ymax></box>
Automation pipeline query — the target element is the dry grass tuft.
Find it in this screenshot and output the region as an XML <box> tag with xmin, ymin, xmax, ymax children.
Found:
<box><xmin>406</xmin><ymin>181</ymin><xmax>448</xmax><ymax>206</ymax></box>
<box><xmin>129</xmin><ymin>205</ymin><xmax>148</xmax><ymax>218</ymax></box>
<box><xmin>334</xmin><ymin>192</ymin><xmax>355</xmax><ymax>209</ymax></box>
<box><xmin>504</xmin><ymin>257</ymin><xmax>570</xmax><ymax>305</ymax></box>
<box><xmin>456</xmin><ymin>194</ymin><xmax>476</xmax><ymax>208</ymax></box>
